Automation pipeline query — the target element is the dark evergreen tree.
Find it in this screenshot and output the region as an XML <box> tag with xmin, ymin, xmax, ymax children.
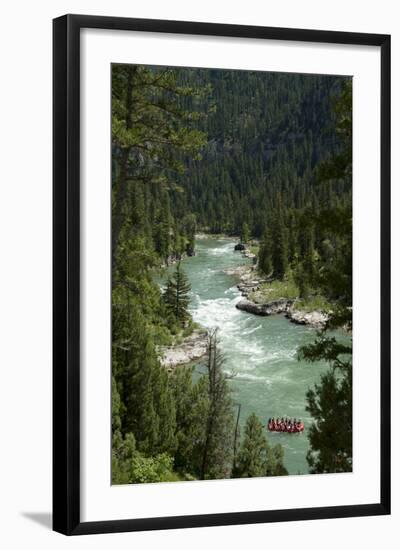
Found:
<box><xmin>241</xmin><ymin>222</ymin><xmax>250</xmax><ymax>244</ymax></box>
<box><xmin>169</xmin><ymin>366</ymin><xmax>209</xmax><ymax>475</ymax></box>
<box><xmin>299</xmin><ymin>337</ymin><xmax>352</xmax><ymax>473</ymax></box>
<box><xmin>258</xmin><ymin>229</ymin><xmax>273</xmax><ymax>277</ymax></box>
<box><xmin>112</xmin><ymin>302</ymin><xmax>176</xmax><ymax>455</ymax></box>
<box><xmin>163</xmin><ymin>262</ymin><xmax>192</xmax><ymax>327</ymax></box>
<box><xmin>233</xmin><ymin>413</ymin><xmax>288</xmax><ymax>478</ymax></box>
<box><xmin>233</xmin><ymin>413</ymin><xmax>268</xmax><ymax>478</ymax></box>
<box><xmin>271</xmin><ymin>211</ymin><xmax>288</xmax><ymax>280</ymax></box>
<box><xmin>200</xmin><ymin>329</ymin><xmax>235</xmax><ymax>480</ymax></box>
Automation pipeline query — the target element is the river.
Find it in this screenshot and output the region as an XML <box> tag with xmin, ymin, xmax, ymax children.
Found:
<box><xmin>165</xmin><ymin>237</ymin><xmax>333</xmax><ymax>475</ymax></box>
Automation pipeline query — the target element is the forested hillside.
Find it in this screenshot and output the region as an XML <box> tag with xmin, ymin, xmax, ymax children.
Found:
<box><xmin>173</xmin><ymin>69</ymin><xmax>349</xmax><ymax>237</ymax></box>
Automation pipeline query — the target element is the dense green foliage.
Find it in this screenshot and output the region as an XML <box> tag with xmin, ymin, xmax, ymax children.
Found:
<box><xmin>111</xmin><ymin>64</ymin><xmax>207</xmax><ymax>483</ymax></box>
<box><xmin>298</xmin><ymin>81</ymin><xmax>353</xmax><ymax>473</ymax></box>
<box><xmin>240</xmin><ymin>222</ymin><xmax>250</xmax><ymax>244</ymax></box>
<box><xmin>170</xmin><ymin>69</ymin><xmax>350</xmax><ymax>288</ymax></box>
<box><xmin>173</xmin><ymin>70</ymin><xmax>347</xmax><ymax>235</ymax></box>
<box><xmin>111</xmin><ymin>62</ymin><xmax>352</xmax><ymax>482</ymax></box>
<box><xmin>233</xmin><ymin>413</ymin><xmax>288</xmax><ymax>478</ymax></box>
<box><xmin>112</xmin><ymin>64</ymin><xmax>208</xmax><ymax>271</ymax></box>
<box><xmin>299</xmin><ymin>337</ymin><xmax>352</xmax><ymax>473</ymax></box>
<box><xmin>200</xmin><ymin>330</ymin><xmax>235</xmax><ymax>479</ymax></box>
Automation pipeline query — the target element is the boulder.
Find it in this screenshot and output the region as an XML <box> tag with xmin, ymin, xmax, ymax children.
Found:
<box><xmin>160</xmin><ymin>330</ymin><xmax>208</xmax><ymax>369</ymax></box>
<box><xmin>286</xmin><ymin>309</ymin><xmax>329</xmax><ymax>329</ymax></box>
<box><xmin>234</xmin><ymin>243</ymin><xmax>246</xmax><ymax>251</ymax></box>
<box><xmin>236</xmin><ymin>298</ymin><xmax>294</xmax><ymax>316</ymax></box>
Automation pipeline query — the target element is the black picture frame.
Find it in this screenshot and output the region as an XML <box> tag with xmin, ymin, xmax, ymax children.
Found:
<box><xmin>53</xmin><ymin>14</ymin><xmax>391</xmax><ymax>535</ymax></box>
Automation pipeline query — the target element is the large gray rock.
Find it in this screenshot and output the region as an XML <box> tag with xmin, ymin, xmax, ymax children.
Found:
<box><xmin>159</xmin><ymin>330</ymin><xmax>208</xmax><ymax>370</ymax></box>
<box><xmin>286</xmin><ymin>309</ymin><xmax>329</xmax><ymax>329</ymax></box>
<box><xmin>236</xmin><ymin>298</ymin><xmax>294</xmax><ymax>316</ymax></box>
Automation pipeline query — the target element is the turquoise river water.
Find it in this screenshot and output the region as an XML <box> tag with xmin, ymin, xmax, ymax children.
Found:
<box><xmin>165</xmin><ymin>237</ymin><xmax>336</xmax><ymax>475</ymax></box>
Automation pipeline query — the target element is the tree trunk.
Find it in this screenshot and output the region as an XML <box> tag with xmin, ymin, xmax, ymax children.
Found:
<box><xmin>233</xmin><ymin>403</ymin><xmax>241</xmax><ymax>471</ymax></box>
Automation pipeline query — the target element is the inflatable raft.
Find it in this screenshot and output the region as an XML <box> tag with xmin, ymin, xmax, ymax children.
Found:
<box><xmin>267</xmin><ymin>421</ymin><xmax>304</xmax><ymax>433</ymax></box>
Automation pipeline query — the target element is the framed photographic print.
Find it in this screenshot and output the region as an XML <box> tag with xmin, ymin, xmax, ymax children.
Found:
<box><xmin>53</xmin><ymin>14</ymin><xmax>391</xmax><ymax>535</ymax></box>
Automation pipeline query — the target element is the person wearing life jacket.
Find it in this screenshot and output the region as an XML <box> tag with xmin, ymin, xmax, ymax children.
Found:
<box><xmin>296</xmin><ymin>419</ymin><xmax>303</xmax><ymax>431</ymax></box>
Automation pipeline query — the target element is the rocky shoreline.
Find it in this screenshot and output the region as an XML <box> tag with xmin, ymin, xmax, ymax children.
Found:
<box><xmin>160</xmin><ymin>247</ymin><xmax>196</xmax><ymax>268</ymax></box>
<box><xmin>159</xmin><ymin>329</ymin><xmax>208</xmax><ymax>371</ymax></box>
<box><xmin>195</xmin><ymin>232</ymin><xmax>237</xmax><ymax>241</ymax></box>
<box><xmin>229</xmin><ymin>262</ymin><xmax>329</xmax><ymax>330</ymax></box>
<box><xmin>159</xmin><ymin>238</ymin><xmax>329</xmax><ymax>371</ymax></box>
<box><xmin>236</xmin><ymin>298</ymin><xmax>328</xmax><ymax>330</ymax></box>
<box><xmin>287</xmin><ymin>308</ymin><xmax>329</xmax><ymax>330</ymax></box>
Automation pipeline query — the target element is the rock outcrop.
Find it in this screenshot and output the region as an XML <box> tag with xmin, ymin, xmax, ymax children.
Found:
<box><xmin>229</xmin><ymin>249</ymin><xmax>330</xmax><ymax>329</ymax></box>
<box><xmin>236</xmin><ymin>297</ymin><xmax>329</xmax><ymax>328</ymax></box>
<box><xmin>286</xmin><ymin>308</ymin><xmax>329</xmax><ymax>330</ymax></box>
<box><xmin>236</xmin><ymin>298</ymin><xmax>294</xmax><ymax>316</ymax></box>
<box><xmin>243</xmin><ymin>250</ymin><xmax>256</xmax><ymax>261</ymax></box>
<box><xmin>160</xmin><ymin>330</ymin><xmax>208</xmax><ymax>370</ymax></box>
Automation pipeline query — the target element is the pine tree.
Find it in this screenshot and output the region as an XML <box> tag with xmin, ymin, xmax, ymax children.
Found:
<box><xmin>200</xmin><ymin>329</ymin><xmax>235</xmax><ymax>480</ymax></box>
<box><xmin>233</xmin><ymin>413</ymin><xmax>288</xmax><ymax>478</ymax></box>
<box><xmin>241</xmin><ymin>222</ymin><xmax>250</xmax><ymax>244</ymax></box>
<box><xmin>265</xmin><ymin>442</ymin><xmax>288</xmax><ymax>476</ymax></box>
<box><xmin>299</xmin><ymin>337</ymin><xmax>352</xmax><ymax>473</ymax></box>
<box><xmin>233</xmin><ymin>413</ymin><xmax>268</xmax><ymax>477</ymax></box>
<box><xmin>153</xmin><ymin>193</ymin><xmax>172</xmax><ymax>262</ymax></box>
<box><xmin>112</xmin><ymin>300</ymin><xmax>176</xmax><ymax>456</ymax></box>
<box><xmin>181</xmin><ymin>213</ymin><xmax>197</xmax><ymax>254</ymax></box>
<box><xmin>169</xmin><ymin>366</ymin><xmax>209</xmax><ymax>475</ymax></box>
<box><xmin>287</xmin><ymin>213</ymin><xmax>298</xmax><ymax>266</ymax></box>
<box><xmin>271</xmin><ymin>212</ymin><xmax>288</xmax><ymax>280</ymax></box>
<box><xmin>258</xmin><ymin>228</ymin><xmax>273</xmax><ymax>276</ymax></box>
<box><xmin>163</xmin><ymin>262</ymin><xmax>192</xmax><ymax>327</ymax></box>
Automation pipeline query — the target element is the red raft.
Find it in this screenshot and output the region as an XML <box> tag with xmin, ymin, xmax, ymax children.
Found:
<box><xmin>268</xmin><ymin>420</ymin><xmax>304</xmax><ymax>433</ymax></box>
